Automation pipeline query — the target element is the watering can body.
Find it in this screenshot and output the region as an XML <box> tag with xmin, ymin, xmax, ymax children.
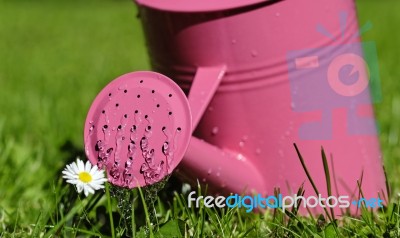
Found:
<box><xmin>136</xmin><ymin>0</ymin><xmax>386</xmax><ymax>214</ymax></box>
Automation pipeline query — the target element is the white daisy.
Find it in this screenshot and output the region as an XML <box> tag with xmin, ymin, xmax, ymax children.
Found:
<box><xmin>62</xmin><ymin>158</ymin><xmax>108</xmax><ymax>196</ymax></box>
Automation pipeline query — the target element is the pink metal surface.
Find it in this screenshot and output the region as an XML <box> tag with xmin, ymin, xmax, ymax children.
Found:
<box><xmin>136</xmin><ymin>0</ymin><xmax>270</xmax><ymax>12</ymax></box>
<box><xmin>137</xmin><ymin>0</ymin><xmax>386</xmax><ymax>215</ymax></box>
<box><xmin>84</xmin><ymin>71</ymin><xmax>192</xmax><ymax>188</ymax></box>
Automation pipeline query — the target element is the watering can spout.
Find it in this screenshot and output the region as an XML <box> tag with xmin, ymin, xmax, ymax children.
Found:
<box><xmin>177</xmin><ymin>65</ymin><xmax>266</xmax><ymax>194</ymax></box>
<box><xmin>179</xmin><ymin>137</ymin><xmax>266</xmax><ymax>194</ymax></box>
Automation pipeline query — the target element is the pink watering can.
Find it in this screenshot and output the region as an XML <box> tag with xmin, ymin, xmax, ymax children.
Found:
<box><xmin>84</xmin><ymin>0</ymin><xmax>386</xmax><ymax>214</ymax></box>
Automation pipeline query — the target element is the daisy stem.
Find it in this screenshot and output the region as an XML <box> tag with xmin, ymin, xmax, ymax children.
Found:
<box><xmin>105</xmin><ymin>182</ymin><xmax>116</xmax><ymax>238</ymax></box>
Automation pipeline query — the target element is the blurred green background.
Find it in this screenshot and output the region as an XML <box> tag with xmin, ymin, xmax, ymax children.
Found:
<box><xmin>0</xmin><ymin>0</ymin><xmax>399</xmax><ymax>231</ymax></box>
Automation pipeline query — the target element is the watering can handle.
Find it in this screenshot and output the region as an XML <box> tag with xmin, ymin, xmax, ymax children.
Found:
<box><xmin>188</xmin><ymin>65</ymin><xmax>226</xmax><ymax>130</ymax></box>
<box><xmin>181</xmin><ymin>66</ymin><xmax>266</xmax><ymax>194</ymax></box>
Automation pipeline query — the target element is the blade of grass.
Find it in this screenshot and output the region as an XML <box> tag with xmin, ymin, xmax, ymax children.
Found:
<box><xmin>321</xmin><ymin>147</ymin><xmax>335</xmax><ymax>220</ymax></box>
<box><xmin>356</xmin><ymin>179</ymin><xmax>377</xmax><ymax>237</ymax></box>
<box><xmin>293</xmin><ymin>143</ymin><xmax>333</xmax><ymax>222</ymax></box>
<box><xmin>137</xmin><ymin>185</ymin><xmax>154</xmax><ymax>238</ymax></box>
<box><xmin>330</xmin><ymin>154</ymin><xmax>346</xmax><ymax>216</ymax></box>
<box><xmin>131</xmin><ymin>191</ymin><xmax>136</xmax><ymax>238</ymax></box>
<box><xmin>64</xmin><ymin>226</ymin><xmax>104</xmax><ymax>237</ymax></box>
<box><xmin>383</xmin><ymin>164</ymin><xmax>391</xmax><ymax>204</ymax></box>
<box><xmin>268</xmin><ymin>221</ymin><xmax>302</xmax><ymax>238</ymax></box>
<box><xmin>45</xmin><ymin>197</ymin><xmax>88</xmax><ymax>237</ymax></box>
<box><xmin>105</xmin><ymin>183</ymin><xmax>116</xmax><ymax>238</ymax></box>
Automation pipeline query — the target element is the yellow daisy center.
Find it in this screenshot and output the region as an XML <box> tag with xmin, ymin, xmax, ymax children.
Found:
<box><xmin>78</xmin><ymin>172</ymin><xmax>92</xmax><ymax>183</ymax></box>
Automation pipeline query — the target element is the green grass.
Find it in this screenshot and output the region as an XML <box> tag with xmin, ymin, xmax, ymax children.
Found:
<box><xmin>0</xmin><ymin>0</ymin><xmax>400</xmax><ymax>237</ymax></box>
<box><xmin>0</xmin><ymin>0</ymin><xmax>149</xmax><ymax>234</ymax></box>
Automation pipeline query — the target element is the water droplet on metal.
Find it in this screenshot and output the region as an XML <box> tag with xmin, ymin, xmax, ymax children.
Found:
<box><xmin>127</xmin><ymin>141</ymin><xmax>136</xmax><ymax>159</ymax></box>
<box><xmin>123</xmin><ymin>159</ymin><xmax>133</xmax><ymax>186</ymax></box>
<box><xmin>110</xmin><ymin>162</ymin><xmax>121</xmax><ymax>182</ymax></box>
<box><xmin>239</xmin><ymin>141</ymin><xmax>245</xmax><ymax>148</ymax></box>
<box><xmin>140</xmin><ymin>136</ymin><xmax>149</xmax><ymax>152</ymax></box>
<box><xmin>207</xmin><ymin>168</ymin><xmax>212</xmax><ymax>175</ymax></box>
<box><xmin>237</xmin><ymin>154</ymin><xmax>245</xmax><ymax>161</ymax></box>
<box><xmin>211</xmin><ymin>126</ymin><xmax>219</xmax><ymax>136</ymax></box>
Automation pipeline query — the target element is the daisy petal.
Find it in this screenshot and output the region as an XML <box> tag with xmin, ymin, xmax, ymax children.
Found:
<box><xmin>89</xmin><ymin>183</ymin><xmax>103</xmax><ymax>190</ymax></box>
<box><xmin>91</xmin><ymin>179</ymin><xmax>106</xmax><ymax>186</ymax></box>
<box><xmin>85</xmin><ymin>160</ymin><xmax>92</xmax><ymax>172</ymax></box>
<box><xmin>86</xmin><ymin>185</ymin><xmax>95</xmax><ymax>194</ymax></box>
<box><xmin>64</xmin><ymin>165</ymin><xmax>73</xmax><ymax>174</ymax></box>
<box><xmin>90</xmin><ymin>165</ymin><xmax>99</xmax><ymax>174</ymax></box>
<box><xmin>71</xmin><ymin>162</ymin><xmax>79</xmax><ymax>174</ymax></box>
<box><xmin>62</xmin><ymin>171</ymin><xmax>77</xmax><ymax>178</ymax></box>
<box><xmin>92</xmin><ymin>173</ymin><xmax>104</xmax><ymax>181</ymax></box>
<box><xmin>77</xmin><ymin>184</ymin><xmax>83</xmax><ymax>193</ymax></box>
<box><xmin>77</xmin><ymin>159</ymin><xmax>85</xmax><ymax>172</ymax></box>
<box><xmin>66</xmin><ymin>179</ymin><xmax>79</xmax><ymax>184</ymax></box>
<box><xmin>68</xmin><ymin>164</ymin><xmax>76</xmax><ymax>173</ymax></box>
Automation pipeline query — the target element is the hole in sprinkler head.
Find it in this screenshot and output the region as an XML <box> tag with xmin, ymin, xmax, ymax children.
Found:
<box><xmin>156</xmin><ymin>104</ymin><xmax>160</xmax><ymax>108</ymax></box>
<box><xmin>116</xmin><ymin>103</ymin><xmax>119</xmax><ymax>107</ymax></box>
<box><xmin>135</xmin><ymin>110</ymin><xmax>138</xmax><ymax>114</ymax></box>
<box><xmin>102</xmin><ymin>110</ymin><xmax>105</xmax><ymax>114</ymax></box>
<box><xmin>147</xmin><ymin>126</ymin><xmax>151</xmax><ymax>130</ymax></box>
<box><xmin>118</xmin><ymin>125</ymin><xmax>122</xmax><ymax>130</ymax></box>
<box><xmin>144</xmin><ymin>115</ymin><xmax>148</xmax><ymax>119</ymax></box>
<box><xmin>95</xmin><ymin>140</ymin><xmax>101</xmax><ymax>151</ymax></box>
<box><xmin>137</xmin><ymin>95</ymin><xmax>141</xmax><ymax>98</ymax></box>
<box><xmin>140</xmin><ymin>80</ymin><xmax>143</xmax><ymax>83</ymax></box>
<box><xmin>124</xmin><ymin>114</ymin><xmax>128</xmax><ymax>118</ymax></box>
<box><xmin>169</xmin><ymin>94</ymin><xmax>172</xmax><ymax>97</ymax></box>
<box><xmin>124</xmin><ymin>89</ymin><xmax>127</xmax><ymax>93</ymax></box>
<box><xmin>169</xmin><ymin>112</ymin><xmax>172</xmax><ymax>115</ymax></box>
<box><xmin>152</xmin><ymin>90</ymin><xmax>155</xmax><ymax>93</ymax></box>
<box><xmin>103</xmin><ymin>125</ymin><xmax>108</xmax><ymax>129</ymax></box>
<box><xmin>109</xmin><ymin>93</ymin><xmax>112</xmax><ymax>97</ymax></box>
<box><xmin>177</xmin><ymin>127</ymin><xmax>182</xmax><ymax>131</ymax></box>
<box><xmin>162</xmin><ymin>126</ymin><xmax>166</xmax><ymax>131</ymax></box>
<box><xmin>162</xmin><ymin>142</ymin><xmax>169</xmax><ymax>154</ymax></box>
<box><xmin>131</xmin><ymin>125</ymin><xmax>137</xmax><ymax>131</ymax></box>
